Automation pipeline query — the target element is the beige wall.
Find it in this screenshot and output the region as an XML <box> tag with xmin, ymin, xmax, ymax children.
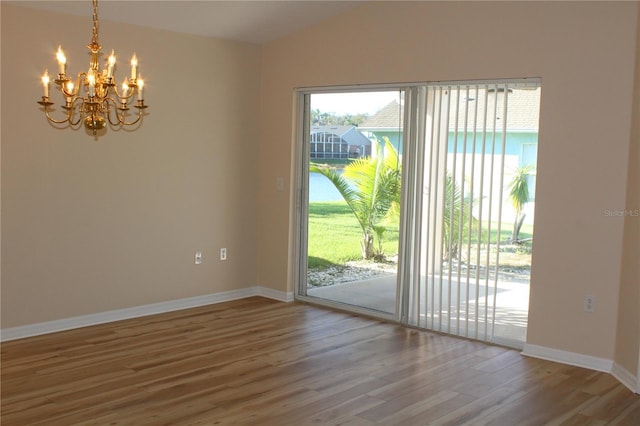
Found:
<box><xmin>1</xmin><ymin>5</ymin><xmax>261</xmax><ymax>327</ymax></box>
<box><xmin>259</xmin><ymin>1</ymin><xmax>638</xmax><ymax>361</ymax></box>
<box><xmin>615</xmin><ymin>4</ymin><xmax>640</xmax><ymax>379</ymax></box>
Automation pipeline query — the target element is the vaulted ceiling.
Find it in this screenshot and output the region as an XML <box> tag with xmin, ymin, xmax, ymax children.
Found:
<box><xmin>10</xmin><ymin>1</ymin><xmax>366</xmax><ymax>44</ymax></box>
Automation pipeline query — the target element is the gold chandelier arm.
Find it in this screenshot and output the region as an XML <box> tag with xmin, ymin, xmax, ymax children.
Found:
<box><xmin>43</xmin><ymin>105</ymin><xmax>73</xmax><ymax>125</ymax></box>
<box><xmin>120</xmin><ymin>109</ymin><xmax>144</xmax><ymax>127</ymax></box>
<box><xmin>105</xmin><ymin>98</ymin><xmax>145</xmax><ymax>127</ymax></box>
<box><xmin>60</xmin><ymin>73</ymin><xmax>85</xmax><ymax>98</ymax></box>
<box><xmin>122</xmin><ymin>112</ymin><xmax>143</xmax><ymax>127</ymax></box>
<box><xmin>113</xmin><ymin>82</ymin><xmax>136</xmax><ymax>102</ymax></box>
<box><xmin>105</xmin><ymin>99</ymin><xmax>124</xmax><ymax>126</ymax></box>
<box><xmin>68</xmin><ymin>99</ymin><xmax>84</xmax><ymax>126</ymax></box>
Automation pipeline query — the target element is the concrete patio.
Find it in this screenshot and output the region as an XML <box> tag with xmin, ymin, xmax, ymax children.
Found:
<box><xmin>308</xmin><ymin>274</ymin><xmax>529</xmax><ymax>345</ymax></box>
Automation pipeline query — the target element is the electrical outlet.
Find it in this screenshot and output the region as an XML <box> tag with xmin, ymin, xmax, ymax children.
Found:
<box><xmin>195</xmin><ymin>251</ymin><xmax>202</xmax><ymax>265</ymax></box>
<box><xmin>220</xmin><ymin>248</ymin><xmax>227</xmax><ymax>261</ymax></box>
<box><xmin>584</xmin><ymin>295</ymin><xmax>595</xmax><ymax>313</ymax></box>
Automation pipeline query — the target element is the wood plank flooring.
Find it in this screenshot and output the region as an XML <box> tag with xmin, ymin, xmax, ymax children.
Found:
<box><xmin>2</xmin><ymin>297</ymin><xmax>639</xmax><ymax>425</ymax></box>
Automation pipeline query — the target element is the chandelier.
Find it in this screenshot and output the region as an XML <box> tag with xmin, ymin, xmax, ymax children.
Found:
<box><xmin>37</xmin><ymin>0</ymin><xmax>148</xmax><ymax>136</ymax></box>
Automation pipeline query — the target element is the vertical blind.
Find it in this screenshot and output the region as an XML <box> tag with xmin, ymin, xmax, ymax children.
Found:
<box><xmin>403</xmin><ymin>79</ymin><xmax>540</xmax><ymax>348</ymax></box>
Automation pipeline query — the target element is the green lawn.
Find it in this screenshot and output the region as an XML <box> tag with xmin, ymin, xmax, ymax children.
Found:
<box><xmin>469</xmin><ymin>222</ymin><xmax>533</xmax><ymax>245</ymax></box>
<box><xmin>308</xmin><ymin>201</ymin><xmax>533</xmax><ymax>269</ymax></box>
<box><xmin>307</xmin><ymin>201</ymin><xmax>400</xmax><ymax>269</ymax></box>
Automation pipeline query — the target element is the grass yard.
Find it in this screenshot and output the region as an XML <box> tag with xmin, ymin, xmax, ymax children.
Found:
<box><xmin>308</xmin><ymin>201</ymin><xmax>533</xmax><ymax>272</ymax></box>
<box><xmin>307</xmin><ymin>201</ymin><xmax>400</xmax><ymax>269</ymax></box>
<box><xmin>469</xmin><ymin>223</ymin><xmax>533</xmax><ymax>245</ymax></box>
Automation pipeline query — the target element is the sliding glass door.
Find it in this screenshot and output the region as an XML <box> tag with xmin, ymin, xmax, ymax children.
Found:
<box><xmin>296</xmin><ymin>80</ymin><xmax>540</xmax><ymax>348</ymax></box>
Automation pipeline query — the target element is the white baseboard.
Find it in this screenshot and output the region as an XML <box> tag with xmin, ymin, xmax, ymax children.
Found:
<box><xmin>1</xmin><ymin>286</ymin><xmax>294</xmax><ymax>342</ymax></box>
<box><xmin>252</xmin><ymin>286</ymin><xmax>295</xmax><ymax>302</ymax></box>
<box><xmin>523</xmin><ymin>344</ymin><xmax>640</xmax><ymax>394</ymax></box>
<box><xmin>612</xmin><ymin>362</ymin><xmax>639</xmax><ymax>394</ymax></box>
<box><xmin>522</xmin><ymin>343</ymin><xmax>614</xmax><ymax>373</ymax></box>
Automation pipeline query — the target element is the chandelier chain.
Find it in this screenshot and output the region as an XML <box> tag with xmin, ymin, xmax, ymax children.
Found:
<box><xmin>91</xmin><ymin>0</ymin><xmax>99</xmax><ymax>45</ymax></box>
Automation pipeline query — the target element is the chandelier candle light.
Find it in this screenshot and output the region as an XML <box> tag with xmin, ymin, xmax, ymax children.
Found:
<box><xmin>38</xmin><ymin>0</ymin><xmax>148</xmax><ymax>135</ymax></box>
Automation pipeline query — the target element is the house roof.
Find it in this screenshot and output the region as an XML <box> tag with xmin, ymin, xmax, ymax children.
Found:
<box><xmin>311</xmin><ymin>125</ymin><xmax>371</xmax><ymax>146</ymax></box>
<box><xmin>359</xmin><ymin>100</ymin><xmax>403</xmax><ymax>130</ymax></box>
<box><xmin>473</xmin><ymin>87</ymin><xmax>540</xmax><ymax>131</ymax></box>
<box><xmin>359</xmin><ymin>87</ymin><xmax>541</xmax><ymax>132</ymax></box>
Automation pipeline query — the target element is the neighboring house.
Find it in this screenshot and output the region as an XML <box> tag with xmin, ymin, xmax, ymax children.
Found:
<box><xmin>445</xmin><ymin>87</ymin><xmax>541</xmax><ymax>206</ymax></box>
<box><xmin>360</xmin><ymin>89</ymin><xmax>540</xmax><ymax>168</ymax></box>
<box><xmin>358</xmin><ymin>100</ymin><xmax>405</xmax><ymax>152</ymax></box>
<box><xmin>310</xmin><ymin>125</ymin><xmax>371</xmax><ymax>159</ymax></box>
<box><xmin>359</xmin><ymin>88</ymin><xmax>541</xmax><ymax>224</ymax></box>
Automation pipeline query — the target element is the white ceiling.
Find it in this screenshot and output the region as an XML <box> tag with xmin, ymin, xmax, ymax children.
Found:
<box><xmin>9</xmin><ymin>1</ymin><xmax>366</xmax><ymax>44</ymax></box>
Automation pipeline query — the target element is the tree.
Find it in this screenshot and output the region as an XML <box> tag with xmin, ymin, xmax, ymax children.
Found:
<box><xmin>311</xmin><ymin>109</ymin><xmax>369</xmax><ymax>126</ymax></box>
<box><xmin>310</xmin><ymin>137</ymin><xmax>401</xmax><ymax>260</ymax></box>
<box><xmin>443</xmin><ymin>173</ymin><xmax>463</xmax><ymax>261</ymax></box>
<box><xmin>442</xmin><ymin>173</ymin><xmax>476</xmax><ymax>261</ymax></box>
<box><xmin>507</xmin><ymin>164</ymin><xmax>534</xmax><ymax>243</ymax></box>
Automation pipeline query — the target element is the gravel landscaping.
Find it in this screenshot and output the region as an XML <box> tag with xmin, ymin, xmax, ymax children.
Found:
<box><xmin>307</xmin><ymin>260</ymin><xmax>396</xmax><ymax>288</ymax></box>
<box><xmin>307</xmin><ymin>244</ymin><xmax>531</xmax><ymax>288</ymax></box>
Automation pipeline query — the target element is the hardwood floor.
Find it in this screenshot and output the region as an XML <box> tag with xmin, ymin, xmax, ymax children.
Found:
<box><xmin>2</xmin><ymin>297</ymin><xmax>639</xmax><ymax>425</ymax></box>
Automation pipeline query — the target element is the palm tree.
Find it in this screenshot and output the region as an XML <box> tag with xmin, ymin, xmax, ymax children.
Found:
<box><xmin>442</xmin><ymin>173</ymin><xmax>476</xmax><ymax>261</ymax></box>
<box><xmin>443</xmin><ymin>173</ymin><xmax>463</xmax><ymax>260</ymax></box>
<box><xmin>310</xmin><ymin>137</ymin><xmax>401</xmax><ymax>260</ymax></box>
<box><xmin>507</xmin><ymin>164</ymin><xmax>535</xmax><ymax>243</ymax></box>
